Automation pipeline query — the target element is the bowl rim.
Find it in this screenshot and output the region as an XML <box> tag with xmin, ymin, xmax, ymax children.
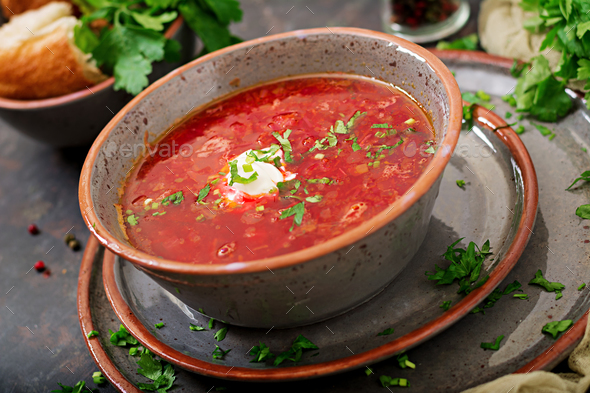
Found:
<box><xmin>79</xmin><ymin>27</ymin><xmax>464</xmax><ymax>276</ymax></box>
<box><xmin>0</xmin><ymin>17</ymin><xmax>183</xmax><ymax>109</ymax></box>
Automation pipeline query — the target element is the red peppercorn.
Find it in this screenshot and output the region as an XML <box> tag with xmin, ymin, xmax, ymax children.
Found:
<box><xmin>28</xmin><ymin>224</ymin><xmax>39</xmax><ymax>235</ymax></box>
<box><xmin>34</xmin><ymin>261</ymin><xmax>45</xmax><ymax>272</ymax></box>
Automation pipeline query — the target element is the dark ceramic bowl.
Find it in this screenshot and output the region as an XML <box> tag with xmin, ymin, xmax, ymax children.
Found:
<box><xmin>0</xmin><ymin>18</ymin><xmax>196</xmax><ymax>147</ymax></box>
<box><xmin>80</xmin><ymin>28</ymin><xmax>463</xmax><ymax>328</ymax></box>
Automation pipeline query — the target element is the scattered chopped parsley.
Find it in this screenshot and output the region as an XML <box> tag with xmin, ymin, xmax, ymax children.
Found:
<box><xmin>87</xmin><ymin>330</ymin><xmax>99</xmax><ymax>338</ymax></box>
<box><xmin>129</xmin><ymin>346</ymin><xmax>144</xmax><ymax>356</ymax></box>
<box><xmin>476</xmin><ymin>90</ymin><xmax>491</xmax><ymax>102</ymax></box>
<box><xmin>471</xmin><ymin>280</ymin><xmax>522</xmax><ymax>314</ymax></box>
<box><xmin>162</xmin><ymin>191</ymin><xmax>184</xmax><ymax>206</ymax></box>
<box><xmin>305</xmin><ymin>195</ymin><xmax>323</xmax><ymax>203</ymax></box>
<box><xmin>228</xmin><ymin>159</ymin><xmax>258</xmax><ymax>186</ymax></box>
<box><xmin>272</xmin><ymin>129</ymin><xmax>294</xmax><ymax>162</ymax></box>
<box><xmin>565</xmin><ymin>170</ymin><xmax>590</xmax><ymax>190</ymax></box>
<box><xmin>379</xmin><ymin>376</ymin><xmax>410</xmax><ymax>388</ymax></box>
<box><xmin>214</xmin><ymin>327</ymin><xmax>228</xmax><ymax>342</ymax></box>
<box><xmin>198</xmin><ymin>184</ymin><xmax>211</xmax><ymax>202</ymax></box>
<box><xmin>351</xmin><ymin>137</ymin><xmax>362</xmax><ymax>152</ymax></box>
<box><xmin>152</xmin><ymin>211</ymin><xmax>167</xmax><ymax>216</ymax></box>
<box><xmin>456</xmin><ymin>179</ymin><xmax>466</xmax><ymax>188</ymax></box>
<box><xmin>347</xmin><ymin>111</ymin><xmax>366</xmax><ymax>129</ymax></box>
<box><xmin>307</xmin><ymin>177</ymin><xmax>335</xmax><ymax>184</ymax></box>
<box><xmin>51</xmin><ymin>381</ymin><xmax>86</xmax><ymax>393</ymax></box>
<box><xmin>435</xmin><ymin>33</ymin><xmax>478</xmax><ymax>50</ymax></box>
<box><xmin>109</xmin><ymin>324</ymin><xmax>138</xmax><ymax>347</ymax></box>
<box><xmin>542</xmin><ymin>320</ymin><xmax>573</xmax><ymax>339</ymax></box>
<box><xmin>127</xmin><ymin>215</ymin><xmax>139</xmax><ymax>226</ymax></box>
<box><xmin>280</xmin><ymin>202</ymin><xmax>305</xmax><ymax>231</ymax></box>
<box><xmin>212</xmin><ymin>345</ymin><xmax>231</xmax><ymax>360</ymax></box>
<box><xmin>208</xmin><ymin>318</ymin><xmax>215</xmax><ymax>329</ymax></box>
<box><xmin>136</xmin><ymin>349</ymin><xmax>176</xmax><ymax>392</ymax></box>
<box><xmin>397</xmin><ymin>353</ymin><xmax>415</xmax><ymax>369</ymax></box>
<box><xmin>480</xmin><ymin>335</ymin><xmax>504</xmax><ymax>350</ymax></box>
<box><xmin>189</xmin><ymin>323</ymin><xmax>206</xmax><ymax>331</ymax></box>
<box><xmin>505</xmin><ymin>111</ymin><xmax>513</xmax><ymax>119</ymax></box>
<box><xmin>273</xmin><ymin>335</ymin><xmax>319</xmax><ymax>366</ymax></box>
<box><xmin>425</xmin><ymin>238</ymin><xmax>492</xmax><ymax>295</ymax></box>
<box><xmin>529</xmin><ymin>270</ymin><xmax>565</xmax><ymax>300</ymax></box>
<box><xmin>579</xmin><ymin>283</ymin><xmax>586</xmax><ymax>291</ymax></box>
<box><xmin>92</xmin><ymin>371</ymin><xmax>106</xmax><ymax>385</ymax></box>
<box><xmin>155</xmin><ymin>322</ymin><xmax>164</xmax><ymax>329</ymax></box>
<box><xmin>515</xmin><ymin>125</ymin><xmax>525</xmax><ymax>134</ymax></box>
<box><xmin>462</xmin><ymin>91</ymin><xmax>494</xmax><ymax>110</ymax></box>
<box><xmin>502</xmin><ymin>94</ymin><xmax>517</xmax><ymax>107</ymax></box>
<box><xmin>365</xmin><ymin>367</ymin><xmax>374</xmax><ymax>376</ymax></box>
<box><xmin>377</xmin><ymin>328</ymin><xmax>395</xmax><ymax>336</ymax></box>
<box><xmin>513</xmin><ymin>293</ymin><xmax>529</xmax><ymax>300</ymax></box>
<box><xmin>532</xmin><ymin>122</ymin><xmax>555</xmax><ymax>139</ymax></box>
<box><xmin>440</xmin><ymin>301</ymin><xmax>452</xmax><ymax>311</ymax></box>
<box><xmin>576</xmin><ymin>204</ymin><xmax>590</xmax><ymax>219</ymax></box>
<box><xmin>425</xmin><ymin>145</ymin><xmax>436</xmax><ymax>154</ymax></box>
<box><xmin>249</xmin><ymin>342</ymin><xmax>275</xmax><ymax>363</ymax></box>
<box><xmin>372</xmin><ymin>123</ymin><xmax>392</xmax><ymax>128</ymax></box>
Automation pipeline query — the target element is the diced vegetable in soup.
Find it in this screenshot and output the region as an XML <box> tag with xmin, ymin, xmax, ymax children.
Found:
<box><xmin>119</xmin><ymin>75</ymin><xmax>436</xmax><ymax>263</ymax></box>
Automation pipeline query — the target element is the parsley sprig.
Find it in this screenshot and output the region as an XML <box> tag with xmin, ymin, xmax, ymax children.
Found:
<box><xmin>73</xmin><ymin>0</ymin><xmax>243</xmax><ymax>95</ymax></box>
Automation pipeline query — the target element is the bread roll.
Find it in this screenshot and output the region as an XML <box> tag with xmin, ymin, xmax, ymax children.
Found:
<box><xmin>1</xmin><ymin>0</ymin><xmax>71</xmax><ymax>18</ymax></box>
<box><xmin>0</xmin><ymin>2</ymin><xmax>107</xmax><ymax>100</ymax></box>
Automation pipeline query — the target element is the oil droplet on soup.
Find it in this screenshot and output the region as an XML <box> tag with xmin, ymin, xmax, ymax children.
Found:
<box><xmin>119</xmin><ymin>75</ymin><xmax>436</xmax><ymax>264</ymax></box>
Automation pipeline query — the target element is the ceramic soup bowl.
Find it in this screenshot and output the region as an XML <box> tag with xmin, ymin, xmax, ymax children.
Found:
<box><xmin>80</xmin><ymin>27</ymin><xmax>462</xmax><ymax>328</ymax></box>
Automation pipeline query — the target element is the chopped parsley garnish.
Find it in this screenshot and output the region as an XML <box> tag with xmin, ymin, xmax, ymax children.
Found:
<box><xmin>51</xmin><ymin>381</ymin><xmax>87</xmax><ymax>393</ymax></box>
<box><xmin>189</xmin><ymin>323</ymin><xmax>206</xmax><ymax>331</ymax></box>
<box><xmin>576</xmin><ymin>205</ymin><xmax>590</xmax><ymax>219</ymax></box>
<box><xmin>129</xmin><ymin>346</ymin><xmax>144</xmax><ymax>356</ymax></box>
<box><xmin>305</xmin><ymin>195</ymin><xmax>323</xmax><ymax>203</ymax></box>
<box><xmin>462</xmin><ymin>91</ymin><xmax>494</xmax><ymax>110</ymax></box>
<box><xmin>440</xmin><ymin>301</ymin><xmax>452</xmax><ymax>311</ymax></box>
<box><xmin>365</xmin><ymin>367</ymin><xmax>374</xmax><ymax>376</ymax></box>
<box><xmin>162</xmin><ymin>191</ymin><xmax>184</xmax><ymax>206</ymax></box>
<box><xmin>480</xmin><ymin>335</ymin><xmax>504</xmax><ymax>350</ymax></box>
<box><xmin>463</xmin><ymin>103</ymin><xmax>476</xmax><ymax>129</ymax></box>
<box><xmin>579</xmin><ymin>283</ymin><xmax>586</xmax><ymax>291</ymax></box>
<box><xmin>372</xmin><ymin>123</ymin><xmax>393</xmax><ymax>128</ymax></box>
<box><xmin>152</xmin><ymin>211</ymin><xmax>166</xmax><ymax>216</ymax></box>
<box><xmin>351</xmin><ymin>137</ymin><xmax>362</xmax><ymax>151</ymax></box>
<box><xmin>214</xmin><ymin>327</ymin><xmax>228</xmax><ymax>342</ymax></box>
<box><xmin>529</xmin><ymin>269</ymin><xmax>565</xmax><ymax>300</ymax></box>
<box><xmin>565</xmin><ymin>170</ymin><xmax>590</xmax><ymax>190</ymax></box>
<box><xmin>127</xmin><ymin>215</ymin><xmax>139</xmax><ymax>226</ymax></box>
<box><xmin>87</xmin><ymin>330</ymin><xmax>99</xmax><ymax>338</ymax></box>
<box><xmin>513</xmin><ymin>293</ymin><xmax>529</xmax><ymax>300</ymax></box>
<box><xmin>425</xmin><ymin>145</ymin><xmax>436</xmax><ymax>154</ymax></box>
<box><xmin>280</xmin><ymin>202</ymin><xmax>305</xmax><ymax>231</ymax></box>
<box><xmin>532</xmin><ymin>122</ymin><xmax>555</xmax><ymax>139</ymax></box>
<box><xmin>456</xmin><ymin>179</ymin><xmax>466</xmax><ymax>188</ymax></box>
<box><xmin>212</xmin><ymin>345</ymin><xmax>231</xmax><ymax>360</ymax></box>
<box><xmin>505</xmin><ymin>111</ymin><xmax>513</xmax><ymax>119</ymax></box>
<box><xmin>155</xmin><ymin>322</ymin><xmax>164</xmax><ymax>329</ymax></box>
<box><xmin>471</xmin><ymin>280</ymin><xmax>522</xmax><ymax>314</ymax></box>
<box><xmin>208</xmin><ymin>318</ymin><xmax>215</xmax><ymax>329</ymax></box>
<box><xmin>435</xmin><ymin>33</ymin><xmax>478</xmax><ymax>50</ymax></box>
<box><xmin>249</xmin><ymin>342</ymin><xmax>275</xmax><ymax>363</ymax></box>
<box><xmin>377</xmin><ymin>328</ymin><xmax>395</xmax><ymax>336</ymax></box>
<box><xmin>397</xmin><ymin>353</ymin><xmax>415</xmax><ymax>369</ymax></box>
<box><xmin>307</xmin><ymin>177</ymin><xmax>334</xmax><ymax>184</ymax></box>
<box><xmin>379</xmin><ymin>376</ymin><xmax>410</xmax><ymax>388</ymax></box>
<box><xmin>542</xmin><ymin>320</ymin><xmax>573</xmax><ymax>339</ymax></box>
<box><xmin>93</xmin><ymin>371</ymin><xmax>106</xmax><ymax>385</ymax></box>
<box><xmin>109</xmin><ymin>324</ymin><xmax>138</xmax><ymax>347</ymax></box>
<box><xmin>197</xmin><ymin>184</ymin><xmax>211</xmax><ymax>202</ymax></box>
<box><xmin>273</xmin><ymin>334</ymin><xmax>318</xmax><ymax>366</ymax></box>
<box><xmin>136</xmin><ymin>349</ymin><xmax>176</xmax><ymax>392</ymax></box>
<box><xmin>272</xmin><ymin>129</ymin><xmax>294</xmax><ymax>162</ymax></box>
<box><xmin>347</xmin><ymin>111</ymin><xmax>366</xmax><ymax>129</ymax></box>
<box><xmin>229</xmin><ymin>159</ymin><xmax>258</xmax><ymax>186</ymax></box>
<box><xmin>515</xmin><ymin>125</ymin><xmax>525</xmax><ymax>134</ymax></box>
<box><xmin>425</xmin><ymin>238</ymin><xmax>492</xmax><ymax>295</ymax></box>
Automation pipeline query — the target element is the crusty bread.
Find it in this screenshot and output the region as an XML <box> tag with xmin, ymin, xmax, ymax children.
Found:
<box><xmin>1</xmin><ymin>0</ymin><xmax>72</xmax><ymax>18</ymax></box>
<box><xmin>0</xmin><ymin>2</ymin><xmax>107</xmax><ymax>100</ymax></box>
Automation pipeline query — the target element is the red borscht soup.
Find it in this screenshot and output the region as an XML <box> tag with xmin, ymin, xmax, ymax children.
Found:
<box><xmin>118</xmin><ymin>75</ymin><xmax>436</xmax><ymax>263</ymax></box>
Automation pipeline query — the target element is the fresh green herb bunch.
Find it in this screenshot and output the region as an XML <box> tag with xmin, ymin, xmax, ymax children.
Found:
<box><xmin>72</xmin><ymin>0</ymin><xmax>243</xmax><ymax>95</ymax></box>
<box><xmin>508</xmin><ymin>0</ymin><xmax>590</xmax><ymax>120</ymax></box>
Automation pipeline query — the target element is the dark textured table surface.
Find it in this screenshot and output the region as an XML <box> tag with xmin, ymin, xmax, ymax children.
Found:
<box><xmin>0</xmin><ymin>1</ymin><xmax>481</xmax><ymax>391</ymax></box>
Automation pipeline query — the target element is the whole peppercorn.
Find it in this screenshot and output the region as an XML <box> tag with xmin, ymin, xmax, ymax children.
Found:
<box><xmin>68</xmin><ymin>239</ymin><xmax>81</xmax><ymax>251</ymax></box>
<box><xmin>28</xmin><ymin>224</ymin><xmax>39</xmax><ymax>235</ymax></box>
<box><xmin>34</xmin><ymin>261</ymin><xmax>45</xmax><ymax>272</ymax></box>
<box><xmin>64</xmin><ymin>233</ymin><xmax>75</xmax><ymax>244</ymax></box>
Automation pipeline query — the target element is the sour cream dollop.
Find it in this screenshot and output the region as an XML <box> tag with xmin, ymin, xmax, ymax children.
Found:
<box><xmin>226</xmin><ymin>147</ymin><xmax>288</xmax><ymax>197</ymax></box>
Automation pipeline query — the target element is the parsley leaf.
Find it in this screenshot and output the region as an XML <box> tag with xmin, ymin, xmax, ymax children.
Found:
<box><xmin>51</xmin><ymin>381</ymin><xmax>86</xmax><ymax>393</ymax></box>
<box><xmin>155</xmin><ymin>322</ymin><xmax>164</xmax><ymax>329</ymax></box>
<box><xmin>249</xmin><ymin>342</ymin><xmax>275</xmax><ymax>363</ymax></box>
<box><xmin>529</xmin><ymin>270</ymin><xmax>565</xmax><ymax>300</ymax></box>
<box><xmin>579</xmin><ymin>283</ymin><xmax>587</xmax><ymax>291</ymax></box>
<box><xmin>472</xmin><ymin>280</ymin><xmax>522</xmax><ymax>314</ymax></box>
<box><xmin>87</xmin><ymin>330</ymin><xmax>99</xmax><ymax>338</ymax></box>
<box><xmin>127</xmin><ymin>215</ymin><xmax>139</xmax><ymax>226</ymax></box>
<box><xmin>513</xmin><ymin>293</ymin><xmax>529</xmax><ymax>300</ymax></box>
<box><xmin>280</xmin><ymin>202</ymin><xmax>305</xmax><ymax>231</ymax></box>
<box><xmin>272</xmin><ymin>129</ymin><xmax>294</xmax><ymax>162</ymax></box>
<box><xmin>274</xmin><ymin>335</ymin><xmax>318</xmax><ymax>366</ymax></box>
<box><xmin>92</xmin><ymin>371</ymin><xmax>106</xmax><ymax>385</ymax></box>
<box><xmin>198</xmin><ymin>184</ymin><xmax>211</xmax><ymax>202</ymax></box>
<box><xmin>214</xmin><ymin>327</ymin><xmax>228</xmax><ymax>342</ymax></box>
<box><xmin>542</xmin><ymin>320</ymin><xmax>573</xmax><ymax>339</ymax></box>
<box><xmin>109</xmin><ymin>324</ymin><xmax>138</xmax><ymax>347</ymax></box>
<box><xmin>351</xmin><ymin>137</ymin><xmax>362</xmax><ymax>152</ymax></box>
<box><xmin>305</xmin><ymin>195</ymin><xmax>323</xmax><ymax>203</ymax></box>
<box><xmin>372</xmin><ymin>123</ymin><xmax>392</xmax><ymax>128</ymax></box>
<box><xmin>137</xmin><ymin>350</ymin><xmax>176</xmax><ymax>392</ymax></box>
<box><xmin>565</xmin><ymin>170</ymin><xmax>590</xmax><ymax>190</ymax></box>
<box><xmin>189</xmin><ymin>323</ymin><xmax>206</xmax><ymax>331</ymax></box>
<box><xmin>480</xmin><ymin>335</ymin><xmax>504</xmax><ymax>350</ymax></box>
<box><xmin>436</xmin><ymin>33</ymin><xmax>478</xmax><ymax>50</ymax></box>
<box><xmin>440</xmin><ymin>301</ymin><xmax>452</xmax><ymax>311</ymax></box>
<box><xmin>377</xmin><ymin>328</ymin><xmax>395</xmax><ymax>336</ymax></box>
<box><xmin>456</xmin><ymin>180</ymin><xmax>466</xmax><ymax>188</ymax></box>
<box><xmin>162</xmin><ymin>191</ymin><xmax>184</xmax><ymax>205</ymax></box>
<box><xmin>576</xmin><ymin>204</ymin><xmax>590</xmax><ymax>219</ymax></box>
<box><xmin>212</xmin><ymin>345</ymin><xmax>231</xmax><ymax>360</ymax></box>
<box><xmin>346</xmin><ymin>111</ymin><xmax>366</xmax><ymax>129</ymax></box>
<box><xmin>229</xmin><ymin>159</ymin><xmax>258</xmax><ymax>186</ymax></box>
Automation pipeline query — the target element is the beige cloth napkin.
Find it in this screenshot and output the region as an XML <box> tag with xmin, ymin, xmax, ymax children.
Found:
<box><xmin>478</xmin><ymin>0</ymin><xmax>586</xmax><ymax>91</ymax></box>
<box><xmin>461</xmin><ymin>314</ymin><xmax>590</xmax><ymax>393</ymax></box>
